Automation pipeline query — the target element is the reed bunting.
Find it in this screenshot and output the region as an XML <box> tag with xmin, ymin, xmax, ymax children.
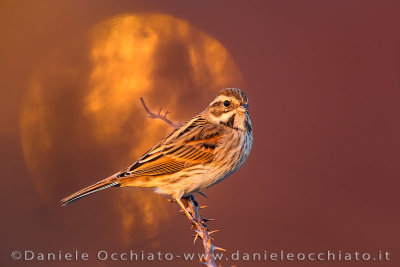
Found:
<box><xmin>61</xmin><ymin>88</ymin><xmax>253</xmax><ymax>217</ymax></box>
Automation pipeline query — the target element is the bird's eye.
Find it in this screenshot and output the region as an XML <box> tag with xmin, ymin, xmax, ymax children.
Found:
<box><xmin>223</xmin><ymin>100</ymin><xmax>230</xmax><ymax>107</ymax></box>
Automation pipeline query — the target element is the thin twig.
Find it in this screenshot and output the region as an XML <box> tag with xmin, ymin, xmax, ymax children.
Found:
<box><xmin>140</xmin><ymin>97</ymin><xmax>180</xmax><ymax>129</ymax></box>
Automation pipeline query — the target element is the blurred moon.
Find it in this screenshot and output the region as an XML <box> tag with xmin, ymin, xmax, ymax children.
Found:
<box><xmin>20</xmin><ymin>13</ymin><xmax>244</xmax><ymax>242</ymax></box>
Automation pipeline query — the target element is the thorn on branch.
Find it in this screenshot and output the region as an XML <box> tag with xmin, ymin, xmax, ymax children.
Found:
<box><xmin>212</xmin><ymin>246</ymin><xmax>226</xmax><ymax>252</ymax></box>
<box><xmin>193</xmin><ymin>233</ymin><xmax>200</xmax><ymax>244</ymax></box>
<box><xmin>208</xmin><ymin>230</ymin><xmax>219</xmax><ymax>235</ymax></box>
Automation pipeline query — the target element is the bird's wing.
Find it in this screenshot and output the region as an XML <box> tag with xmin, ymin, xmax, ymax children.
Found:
<box><xmin>115</xmin><ymin>116</ymin><xmax>223</xmax><ymax>178</ymax></box>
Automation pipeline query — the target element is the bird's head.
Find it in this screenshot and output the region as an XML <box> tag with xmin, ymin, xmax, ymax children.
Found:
<box><xmin>204</xmin><ymin>88</ymin><xmax>252</xmax><ymax>132</ymax></box>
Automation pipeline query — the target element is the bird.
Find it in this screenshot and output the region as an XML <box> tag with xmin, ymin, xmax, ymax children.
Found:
<box><xmin>61</xmin><ymin>88</ymin><xmax>253</xmax><ymax>219</ymax></box>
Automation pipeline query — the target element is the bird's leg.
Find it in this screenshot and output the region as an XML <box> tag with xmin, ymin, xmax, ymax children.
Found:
<box><xmin>190</xmin><ymin>194</ymin><xmax>199</xmax><ymax>207</ymax></box>
<box><xmin>175</xmin><ymin>196</ymin><xmax>195</xmax><ymax>221</ymax></box>
<box><xmin>189</xmin><ymin>195</ymin><xmax>207</xmax><ymax>227</ymax></box>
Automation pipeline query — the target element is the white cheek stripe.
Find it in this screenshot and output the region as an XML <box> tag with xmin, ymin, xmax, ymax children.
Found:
<box><xmin>220</xmin><ymin>110</ymin><xmax>236</xmax><ymax>121</ymax></box>
<box><xmin>211</xmin><ymin>110</ymin><xmax>236</xmax><ymax>122</ymax></box>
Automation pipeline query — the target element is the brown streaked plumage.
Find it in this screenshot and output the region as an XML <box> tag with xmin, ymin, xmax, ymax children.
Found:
<box><xmin>61</xmin><ymin>88</ymin><xmax>253</xmax><ymax>216</ymax></box>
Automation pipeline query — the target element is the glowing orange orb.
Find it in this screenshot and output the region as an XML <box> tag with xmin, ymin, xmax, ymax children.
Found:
<box><xmin>20</xmin><ymin>14</ymin><xmax>244</xmax><ymax>243</ymax></box>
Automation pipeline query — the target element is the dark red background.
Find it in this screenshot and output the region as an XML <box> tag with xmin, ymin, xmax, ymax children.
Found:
<box><xmin>1</xmin><ymin>0</ymin><xmax>399</xmax><ymax>266</ymax></box>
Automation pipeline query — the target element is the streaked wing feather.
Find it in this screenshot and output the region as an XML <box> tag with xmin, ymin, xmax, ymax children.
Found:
<box><xmin>116</xmin><ymin>116</ymin><xmax>223</xmax><ymax>179</ymax></box>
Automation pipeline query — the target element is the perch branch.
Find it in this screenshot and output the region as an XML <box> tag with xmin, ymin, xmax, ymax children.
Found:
<box><xmin>182</xmin><ymin>195</ymin><xmax>224</xmax><ymax>267</ymax></box>
<box><xmin>140</xmin><ymin>97</ymin><xmax>223</xmax><ymax>267</ymax></box>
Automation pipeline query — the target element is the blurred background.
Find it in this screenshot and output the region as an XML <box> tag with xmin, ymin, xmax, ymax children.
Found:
<box><xmin>1</xmin><ymin>0</ymin><xmax>399</xmax><ymax>266</ymax></box>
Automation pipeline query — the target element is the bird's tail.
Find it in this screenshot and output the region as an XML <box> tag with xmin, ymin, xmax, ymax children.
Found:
<box><xmin>61</xmin><ymin>178</ymin><xmax>120</xmax><ymax>206</ymax></box>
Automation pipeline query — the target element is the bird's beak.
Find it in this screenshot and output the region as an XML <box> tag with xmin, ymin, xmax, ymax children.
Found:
<box><xmin>236</xmin><ymin>104</ymin><xmax>248</xmax><ymax>113</ymax></box>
